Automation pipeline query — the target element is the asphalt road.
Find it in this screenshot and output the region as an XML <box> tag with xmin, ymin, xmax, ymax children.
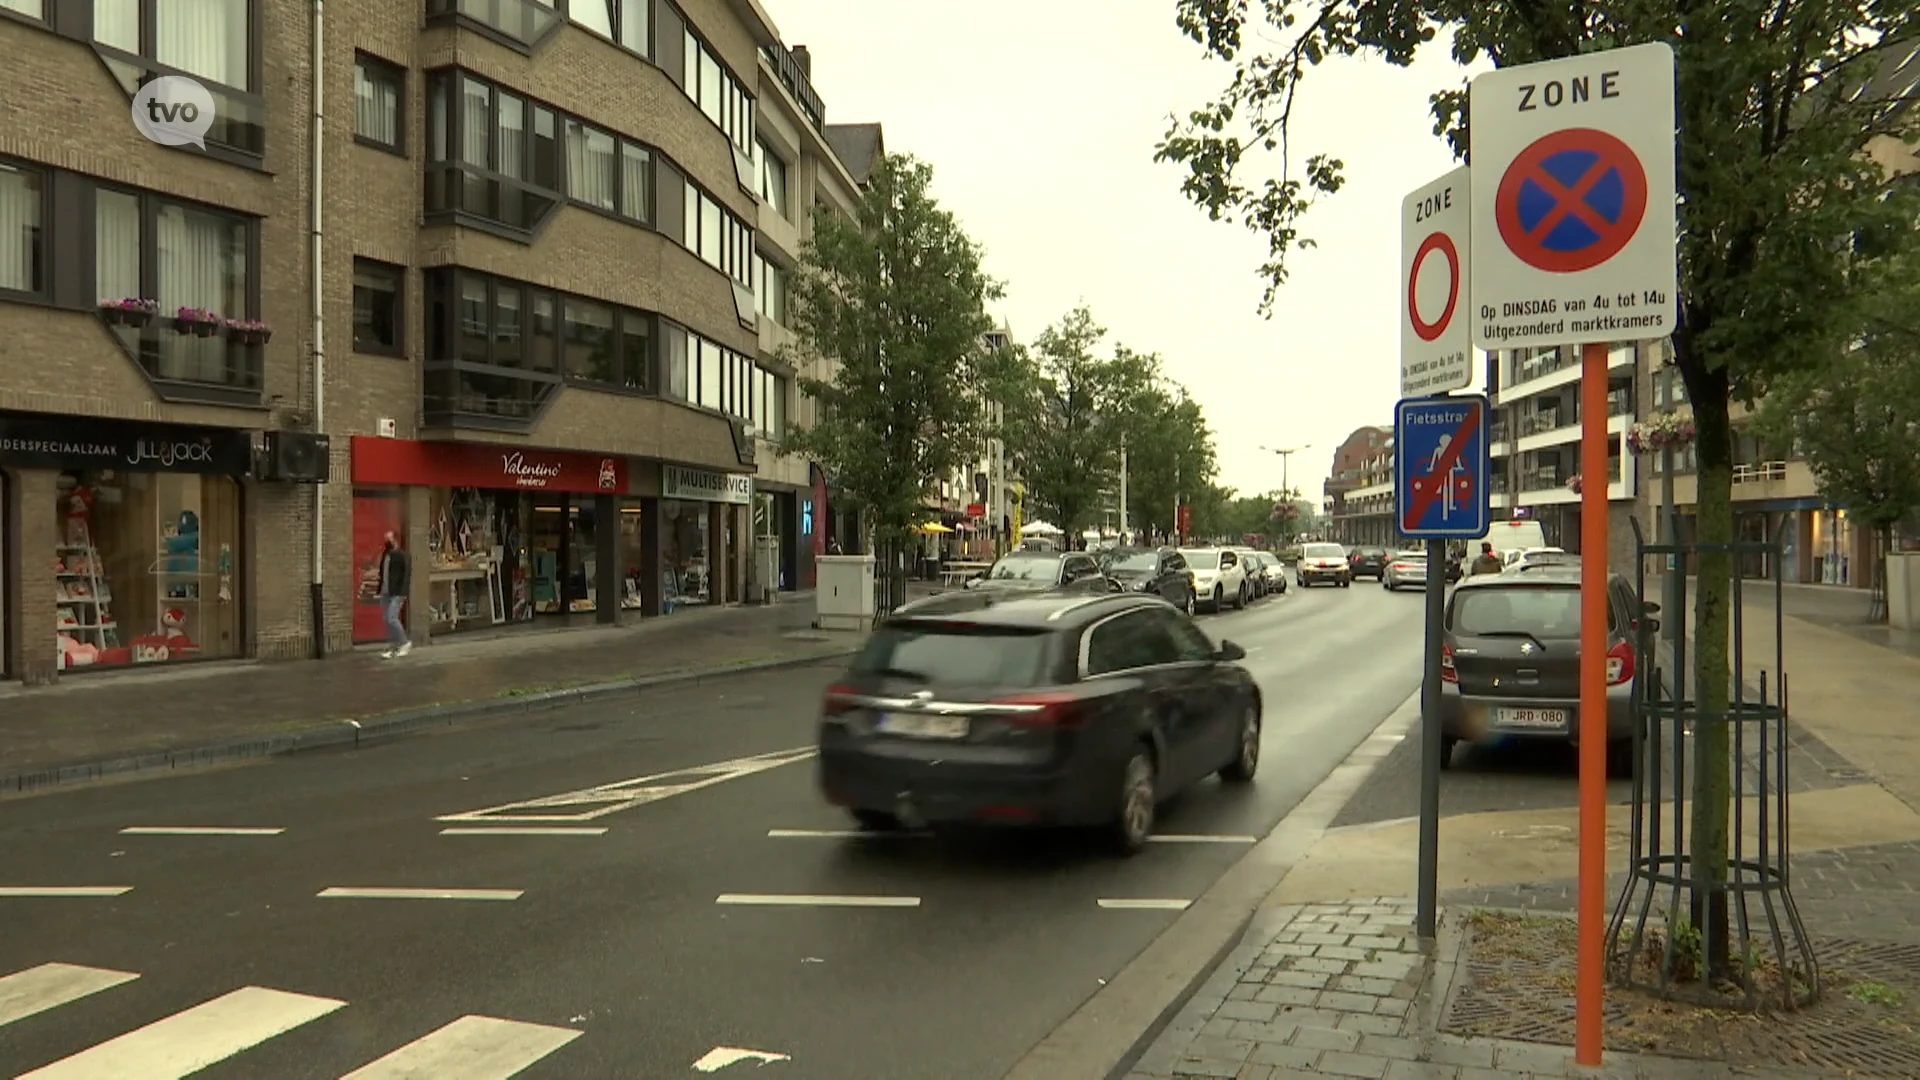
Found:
<box><xmin>0</xmin><ymin>582</ymin><xmax>1424</xmax><ymax>1080</ymax></box>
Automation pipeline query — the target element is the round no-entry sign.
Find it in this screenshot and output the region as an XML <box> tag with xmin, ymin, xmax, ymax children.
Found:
<box><xmin>1407</xmin><ymin>232</ymin><xmax>1460</xmax><ymax>342</ymax></box>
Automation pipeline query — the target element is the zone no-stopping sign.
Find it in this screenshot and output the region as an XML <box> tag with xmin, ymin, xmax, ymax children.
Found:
<box><xmin>1467</xmin><ymin>42</ymin><xmax>1677</xmax><ymax>351</ymax></box>
<box><xmin>1400</xmin><ymin>165</ymin><xmax>1472</xmax><ymax>398</ymax></box>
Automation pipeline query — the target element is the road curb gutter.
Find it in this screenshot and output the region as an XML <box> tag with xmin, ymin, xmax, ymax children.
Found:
<box><xmin>1001</xmin><ymin>689</ymin><xmax>1424</xmax><ymax>1080</ymax></box>
<box><xmin>2</xmin><ymin>648</ymin><xmax>858</xmax><ymax>797</ymax></box>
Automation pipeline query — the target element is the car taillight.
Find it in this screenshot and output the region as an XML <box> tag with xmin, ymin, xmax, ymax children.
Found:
<box><xmin>1441</xmin><ymin>644</ymin><xmax>1457</xmax><ymax>683</ymax></box>
<box><xmin>1606</xmin><ymin>641</ymin><xmax>1635</xmax><ymax>685</ymax></box>
<box><xmin>992</xmin><ymin>691</ymin><xmax>1086</xmax><ymax>728</ymax></box>
<box><xmin>822</xmin><ymin>683</ymin><xmax>859</xmax><ymax>716</ymax></box>
<box><xmin>1392</xmin><ymin>562</ymin><xmax>1409</xmax><ymax>571</ymax></box>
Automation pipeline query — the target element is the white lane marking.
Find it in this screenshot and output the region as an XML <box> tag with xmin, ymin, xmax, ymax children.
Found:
<box><xmin>1097</xmin><ymin>898</ymin><xmax>1192</xmax><ymax>910</ymax></box>
<box><xmin>1146</xmin><ymin>834</ymin><xmax>1260</xmax><ymax>844</ymax></box>
<box><xmin>316</xmin><ymin>887</ymin><xmax>523</xmax><ymax>901</ymax></box>
<box><xmin>0</xmin><ymin>963</ymin><xmax>140</xmax><ymax>1028</ymax></box>
<box><xmin>436</xmin><ymin>746</ymin><xmax>816</xmax><ymax>824</ymax></box>
<box><xmin>715</xmin><ymin>894</ymin><xmax>920</xmax><ymax>908</ymax></box>
<box><xmin>16</xmin><ymin>986</ymin><xmax>345</xmax><ymax>1079</ymax></box>
<box><xmin>339</xmin><ymin>1015</ymin><xmax>583</xmax><ymax>1078</ymax></box>
<box><xmin>765</xmin><ymin>828</ymin><xmax>929</xmax><ymax>839</ymax></box>
<box><xmin>0</xmin><ymin>886</ymin><xmax>132</xmax><ymax>898</ymax></box>
<box><xmin>119</xmin><ymin>827</ymin><xmax>285</xmax><ymax>836</ymax></box>
<box><xmin>438</xmin><ymin>827</ymin><xmax>608</xmax><ymax>837</ymax></box>
<box><xmin>693</xmin><ymin>1046</ymin><xmax>791</xmax><ymax>1071</ymax></box>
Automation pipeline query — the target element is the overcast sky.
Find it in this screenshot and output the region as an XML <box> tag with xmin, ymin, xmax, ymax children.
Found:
<box><xmin>767</xmin><ymin>0</ymin><xmax>1486</xmax><ymax>502</ymax></box>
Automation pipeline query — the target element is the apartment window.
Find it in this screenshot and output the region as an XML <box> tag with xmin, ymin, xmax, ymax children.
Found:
<box><xmin>0</xmin><ymin>162</ymin><xmax>45</xmax><ymax>297</ymax></box>
<box><xmin>353</xmin><ymin>54</ymin><xmax>404</xmax><ymax>153</ymax></box>
<box><xmin>423</xmin><ymin>0</ymin><xmax>563</xmax><ymax>49</ymax></box>
<box><xmin>94</xmin><ymin>185</ymin><xmax>261</xmax><ymax>394</ymax></box>
<box><xmin>564</xmin><ymin>299</ymin><xmax>616</xmax><ymax>383</ymax></box>
<box><xmin>92</xmin><ymin>0</ymin><xmax>266</xmax><ymax>154</ymax></box>
<box><xmin>423</xmin><ymin>269</ymin><xmax>563</xmax><ymax>422</ymax></box>
<box><xmin>660</xmin><ymin>321</ymin><xmax>763</xmax><ymax>423</ymax></box>
<box><xmin>755</xmin><ymin>141</ymin><xmax>788</xmax><ymax>218</ymax></box>
<box><xmin>427</xmin><ymin>70</ymin><xmax>657</xmax><ymax>233</ymax></box>
<box><xmin>680</xmin><ymin>181</ymin><xmax>752</xmax><ymax>287</ymax></box>
<box><xmin>750</xmin><ymin>368</ymin><xmax>786</xmax><ymax>440</ymax></box>
<box><xmin>754</xmin><ymin>254</ymin><xmax>787</xmax><ymax>325</ymax></box>
<box><xmin>681</xmin><ymin>27</ymin><xmax>753</xmax><ymax>154</ymax></box>
<box><xmin>353</xmin><ymin>259</ymin><xmax>403</xmax><ymax>355</ymax></box>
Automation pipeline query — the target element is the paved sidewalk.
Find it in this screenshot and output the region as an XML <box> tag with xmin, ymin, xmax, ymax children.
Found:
<box><xmin>1128</xmin><ymin>900</ymin><xmax>1712</xmax><ymax>1079</ymax></box>
<box><xmin>0</xmin><ymin>593</ymin><xmax>873</xmax><ymax>791</ymax></box>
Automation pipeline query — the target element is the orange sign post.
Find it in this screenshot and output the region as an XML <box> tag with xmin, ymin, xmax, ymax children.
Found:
<box><xmin>1576</xmin><ymin>341</ymin><xmax>1611</xmax><ymax>1063</ymax></box>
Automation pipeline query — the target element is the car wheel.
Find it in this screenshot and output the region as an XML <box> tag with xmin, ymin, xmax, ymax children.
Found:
<box><xmin>1220</xmin><ymin>705</ymin><xmax>1260</xmax><ymax>783</ymax></box>
<box><xmin>1439</xmin><ymin>737</ymin><xmax>1458</xmax><ymax>770</ymax></box>
<box><xmin>850</xmin><ymin>808</ymin><xmax>903</xmax><ymax>831</ymax></box>
<box><xmin>1383</xmin><ymin>579</ymin><xmax>1392</xmax><ymax>590</ymax></box>
<box><xmin>1110</xmin><ymin>748</ymin><xmax>1156</xmax><ymax>855</ymax></box>
<box><xmin>1211</xmin><ymin>585</ymin><xmax>1223</xmax><ymax>612</ymax></box>
<box><xmin>1184</xmin><ymin>591</ymin><xmax>1196</xmax><ymax>617</ymax></box>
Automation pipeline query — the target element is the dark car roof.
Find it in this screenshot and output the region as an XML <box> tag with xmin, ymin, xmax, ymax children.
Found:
<box><xmin>888</xmin><ymin>590</ymin><xmax>1162</xmax><ymax>629</ymax></box>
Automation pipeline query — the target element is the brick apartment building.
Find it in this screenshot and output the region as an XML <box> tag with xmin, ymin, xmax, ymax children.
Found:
<box><xmin>0</xmin><ymin>0</ymin><xmax>872</xmax><ymax>684</ymax></box>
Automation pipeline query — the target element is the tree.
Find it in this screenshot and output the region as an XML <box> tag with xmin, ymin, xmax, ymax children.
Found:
<box><xmin>1155</xmin><ymin>0</ymin><xmax>1919</xmax><ymax>975</ymax></box>
<box><xmin>1124</xmin><ymin>386</ymin><xmax>1219</xmax><ymax>541</ymax></box>
<box><xmin>1002</xmin><ymin>306</ymin><xmax>1162</xmax><ymax>536</ymax></box>
<box><xmin>780</xmin><ymin>152</ymin><xmax>1010</xmax><ymax>611</ymax></box>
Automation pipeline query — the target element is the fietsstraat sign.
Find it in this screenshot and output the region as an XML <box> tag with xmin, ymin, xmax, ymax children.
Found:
<box><xmin>1400</xmin><ymin>165</ymin><xmax>1473</xmax><ymax>397</ymax></box>
<box><xmin>1468</xmin><ymin>42</ymin><xmax>1678</xmax><ymax>350</ymax></box>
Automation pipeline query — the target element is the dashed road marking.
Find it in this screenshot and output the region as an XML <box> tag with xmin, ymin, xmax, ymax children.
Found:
<box><xmin>0</xmin><ymin>963</ymin><xmax>140</xmax><ymax>1028</ymax></box>
<box><xmin>1096</xmin><ymin>898</ymin><xmax>1193</xmax><ymax>911</ymax></box>
<box><xmin>436</xmin><ymin>746</ymin><xmax>816</xmax><ymax>824</ymax></box>
<box><xmin>119</xmin><ymin>827</ymin><xmax>285</xmax><ymax>836</ymax></box>
<box><xmin>0</xmin><ymin>886</ymin><xmax>132</xmax><ymax>898</ymax></box>
<box><xmin>693</xmin><ymin>1046</ymin><xmax>791</xmax><ymax>1072</ymax></box>
<box><xmin>316</xmin><ymin>887</ymin><xmax>523</xmax><ymax>901</ymax></box>
<box><xmin>15</xmin><ymin>986</ymin><xmax>344</xmax><ymax>1079</ymax></box>
<box><xmin>340</xmin><ymin>1015</ymin><xmax>583</xmax><ymax>1078</ymax></box>
<box><xmin>438</xmin><ymin>827</ymin><xmax>608</xmax><ymax>837</ymax></box>
<box><xmin>715</xmin><ymin>893</ymin><xmax>920</xmax><ymax>908</ymax></box>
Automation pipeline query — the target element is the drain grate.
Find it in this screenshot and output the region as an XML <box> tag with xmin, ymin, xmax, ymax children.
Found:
<box><xmin>1443</xmin><ymin>919</ymin><xmax>1920</xmax><ymax>1076</ymax></box>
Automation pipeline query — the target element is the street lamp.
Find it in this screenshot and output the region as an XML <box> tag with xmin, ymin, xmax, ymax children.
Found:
<box><xmin>1258</xmin><ymin>444</ymin><xmax>1312</xmax><ymax>502</ymax></box>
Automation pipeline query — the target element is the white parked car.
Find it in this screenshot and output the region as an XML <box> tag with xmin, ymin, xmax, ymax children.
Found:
<box><xmin>1179</xmin><ymin>547</ymin><xmax>1249</xmax><ymax>612</ymax></box>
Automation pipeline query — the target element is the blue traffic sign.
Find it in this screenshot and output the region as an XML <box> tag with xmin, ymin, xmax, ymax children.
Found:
<box><xmin>1394</xmin><ymin>394</ymin><xmax>1491</xmax><ymax>540</ymax></box>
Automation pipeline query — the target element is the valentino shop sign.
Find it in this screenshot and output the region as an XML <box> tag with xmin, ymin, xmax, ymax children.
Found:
<box><xmin>350</xmin><ymin>437</ymin><xmax>630</xmax><ymax>495</ymax></box>
<box><xmin>662</xmin><ymin>464</ymin><xmax>752</xmax><ymax>505</ymax></box>
<box><xmin>0</xmin><ymin>411</ymin><xmax>254</xmax><ymax>474</ymax></box>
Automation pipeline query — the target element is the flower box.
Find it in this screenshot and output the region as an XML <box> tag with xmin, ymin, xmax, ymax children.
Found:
<box><xmin>172</xmin><ymin>307</ymin><xmax>222</xmax><ymax>338</ymax></box>
<box><xmin>98</xmin><ymin>298</ymin><xmax>159</xmax><ymax>329</ymax></box>
<box><xmin>1567</xmin><ymin>475</ymin><xmax>1584</xmax><ymax>495</ymax></box>
<box><xmin>1627</xmin><ymin>410</ymin><xmax>1697</xmax><ymax>455</ymax></box>
<box><xmin>224</xmin><ymin>318</ymin><xmax>273</xmax><ymax>346</ymax></box>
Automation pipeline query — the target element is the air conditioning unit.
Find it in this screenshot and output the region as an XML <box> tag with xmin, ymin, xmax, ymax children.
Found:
<box><xmin>261</xmin><ymin>430</ymin><xmax>331</xmax><ymax>483</ymax></box>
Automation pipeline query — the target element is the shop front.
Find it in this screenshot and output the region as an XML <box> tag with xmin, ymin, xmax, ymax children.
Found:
<box><xmin>661</xmin><ymin>464</ymin><xmax>751</xmax><ymax>608</ymax></box>
<box><xmin>0</xmin><ymin>411</ymin><xmax>255</xmax><ymax>679</ymax></box>
<box><xmin>349</xmin><ymin>438</ymin><xmax>631</xmax><ymax>642</ymax></box>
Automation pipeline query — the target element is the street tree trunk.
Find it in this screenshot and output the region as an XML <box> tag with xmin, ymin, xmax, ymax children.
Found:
<box><xmin>1689</xmin><ymin>386</ymin><xmax>1736</xmax><ymax>976</ymax></box>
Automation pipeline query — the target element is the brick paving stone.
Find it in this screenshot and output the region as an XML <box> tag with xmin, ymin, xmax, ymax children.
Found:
<box><xmin>1290</xmin><ymin>1026</ymin><xmax>1361</xmax><ymax>1052</ymax></box>
<box><xmin>1333</xmin><ymin>975</ymin><xmax>1404</xmax><ymax>996</ymax></box>
<box><xmin>1318</xmin><ymin>990</ymin><xmax>1384</xmax><ymax>1013</ymax></box>
<box><xmin>1294</xmin><ymin>956</ymin><xmax>1353</xmax><ymax>974</ymax></box>
<box><xmin>1384</xmin><ymin>1064</ymin><xmax>1461</xmax><ymax>1080</ymax></box>
<box><xmin>1267</xmin><ymin>970</ymin><xmax>1331</xmax><ymax>990</ymax></box>
<box><xmin>1248</xmin><ymin>1043</ymin><xmax>1322</xmax><ymax>1070</ymax></box>
<box><xmin>1317</xmin><ymin>1051</ymin><xmax>1394</xmax><ymax>1078</ymax></box>
<box><xmin>1334</xmin><ymin>1012</ymin><xmax>1404</xmax><ymax>1036</ymax></box>
<box><xmin>1356</xmin><ymin>1034</ymin><xmax>1428</xmax><ymax>1060</ymax></box>
<box><xmin>1215</xmin><ymin>1000</ymin><xmax>1279</xmax><ymax>1024</ymax></box>
<box><xmin>1253</xmin><ymin>985</ymin><xmax>1319</xmax><ymax>1007</ymax></box>
<box><xmin>1170</xmin><ymin>1058</ymin><xmax>1242</xmax><ymax>1078</ymax></box>
<box><xmin>1457</xmin><ymin>1069</ymin><xmax>1531</xmax><ymax>1080</ymax></box>
<box><xmin>1492</xmin><ymin>1041</ymin><xmax>1574</xmax><ymax>1075</ymax></box>
<box><xmin>1228</xmin><ymin>1019</ymin><xmax>1299</xmax><ymax>1044</ymax></box>
<box><xmin>1186</xmin><ymin>1036</ymin><xmax>1254</xmax><ymax>1062</ymax></box>
<box><xmin>1424</xmin><ymin>1037</ymin><xmax>1498</xmax><ymax>1069</ymax></box>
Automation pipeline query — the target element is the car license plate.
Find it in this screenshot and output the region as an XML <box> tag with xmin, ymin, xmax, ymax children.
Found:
<box><xmin>1494</xmin><ymin>707</ymin><xmax>1568</xmax><ymax>730</ymax></box>
<box><xmin>876</xmin><ymin>712</ymin><xmax>969</xmax><ymax>739</ymax></box>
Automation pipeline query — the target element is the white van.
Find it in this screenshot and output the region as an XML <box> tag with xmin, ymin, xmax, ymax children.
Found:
<box><xmin>1483</xmin><ymin>519</ymin><xmax>1548</xmax><ymax>563</ymax></box>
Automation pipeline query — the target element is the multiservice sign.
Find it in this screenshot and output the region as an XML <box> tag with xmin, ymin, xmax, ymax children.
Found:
<box><xmin>662</xmin><ymin>464</ymin><xmax>753</xmax><ymax>505</ymax></box>
<box><xmin>0</xmin><ymin>411</ymin><xmax>254</xmax><ymax>474</ymax></box>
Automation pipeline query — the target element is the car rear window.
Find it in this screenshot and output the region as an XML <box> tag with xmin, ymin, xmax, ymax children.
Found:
<box><xmin>985</xmin><ymin>556</ymin><xmax>1060</xmax><ymax>582</ymax></box>
<box><xmin>853</xmin><ymin>624</ymin><xmax>1053</xmax><ymax>686</ymax></box>
<box><xmin>1108</xmin><ymin>551</ymin><xmax>1159</xmax><ymax>572</ymax></box>
<box><xmin>1450</xmin><ymin>587</ymin><xmax>1612</xmax><ymax>638</ymax></box>
<box><xmin>1303</xmin><ymin>544</ymin><xmax>1344</xmax><ymax>558</ymax></box>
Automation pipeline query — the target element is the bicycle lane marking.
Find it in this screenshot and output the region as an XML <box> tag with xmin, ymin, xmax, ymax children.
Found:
<box><xmin>434</xmin><ymin>746</ymin><xmax>817</xmax><ymax>824</ymax></box>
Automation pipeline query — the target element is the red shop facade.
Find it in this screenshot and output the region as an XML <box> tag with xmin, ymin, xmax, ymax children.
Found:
<box><xmin>350</xmin><ymin>438</ymin><xmax>638</xmax><ymax>643</ymax></box>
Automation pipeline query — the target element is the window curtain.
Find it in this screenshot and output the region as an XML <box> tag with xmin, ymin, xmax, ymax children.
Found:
<box><xmin>564</xmin><ymin>122</ymin><xmax>616</xmax><ymax>211</ymax></box>
<box><xmin>95</xmin><ymin>191</ymin><xmax>142</xmax><ymax>302</ymax></box>
<box><xmin>155</xmin><ymin>203</ymin><xmax>246</xmax><ymax>383</ymax></box>
<box><xmin>0</xmin><ymin>166</ymin><xmax>39</xmax><ymax>292</ymax></box>
<box><xmin>354</xmin><ymin>64</ymin><xmax>398</xmax><ymax>145</ymax></box>
<box><xmin>156</xmin><ymin>0</ymin><xmax>247</xmax><ymax>90</ymax></box>
<box><xmin>620</xmin><ymin>144</ymin><xmax>649</xmax><ymax>220</ymax></box>
<box><xmin>496</xmin><ymin>93</ymin><xmax>526</xmax><ymax>179</ymax></box>
<box><xmin>93</xmin><ymin>0</ymin><xmax>139</xmax><ymax>52</ymax></box>
<box><xmin>461</xmin><ymin>80</ymin><xmax>491</xmax><ymax>168</ymax></box>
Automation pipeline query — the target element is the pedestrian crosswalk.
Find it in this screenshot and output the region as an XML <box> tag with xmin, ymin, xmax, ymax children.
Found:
<box><xmin>0</xmin><ymin>961</ymin><xmax>582</xmax><ymax>1079</ymax></box>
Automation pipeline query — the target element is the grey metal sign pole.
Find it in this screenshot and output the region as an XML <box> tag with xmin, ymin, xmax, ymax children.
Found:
<box><xmin>1417</xmin><ymin>534</ymin><xmax>1445</xmax><ymax>940</ymax></box>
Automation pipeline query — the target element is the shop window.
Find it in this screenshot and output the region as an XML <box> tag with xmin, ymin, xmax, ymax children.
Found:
<box><xmin>353</xmin><ymin>53</ymin><xmax>404</xmax><ymax>154</ymax></box>
<box><xmin>54</xmin><ymin>471</ymin><xmax>243</xmax><ymax>671</ymax></box>
<box><xmin>92</xmin><ymin>0</ymin><xmax>267</xmax><ymax>156</ymax></box>
<box><xmin>0</xmin><ymin>160</ymin><xmax>44</xmax><ymax>298</ymax></box>
<box><xmin>662</xmin><ymin>499</ymin><xmax>711</xmax><ymax>605</ymax></box>
<box><xmin>94</xmin><ymin>185</ymin><xmax>264</xmax><ymax>400</ymax></box>
<box><xmin>422</xmin><ymin>487</ymin><xmax>527</xmax><ymax>631</ymax></box>
<box><xmin>352</xmin><ymin>258</ymin><xmax>403</xmax><ymax>355</ymax></box>
<box><xmin>529</xmin><ymin>497</ymin><xmax>598</xmax><ymax>613</ymax></box>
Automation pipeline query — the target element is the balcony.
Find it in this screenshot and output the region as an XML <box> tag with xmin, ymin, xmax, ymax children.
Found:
<box><xmin>1734</xmin><ymin>461</ymin><xmax>1789</xmax><ymax>484</ymax></box>
<box><xmin>1497</xmin><ymin>345</ymin><xmax>1636</xmax><ymax>405</ymax></box>
<box><xmin>105</xmin><ymin>319</ymin><xmax>266</xmax><ymax>406</ymax></box>
<box><xmin>1515</xmin><ymin>456</ymin><xmax>1636</xmax><ymax>504</ymax></box>
<box><xmin>425</xmin><ymin>0</ymin><xmax>564</xmax><ymax>50</ymax></box>
<box><xmin>1503</xmin><ymin>399</ymin><xmax>1634</xmax><ymax>456</ymax></box>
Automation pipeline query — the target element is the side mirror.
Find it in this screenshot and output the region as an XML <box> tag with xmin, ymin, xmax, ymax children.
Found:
<box><xmin>1107</xmin><ymin>577</ymin><xmax>1125</xmax><ymax>593</ymax></box>
<box><xmin>1642</xmin><ymin>601</ymin><xmax>1662</xmax><ymax>614</ymax></box>
<box><xmin>1643</xmin><ymin>617</ymin><xmax>1662</xmax><ymax>633</ymax></box>
<box><xmin>1216</xmin><ymin>640</ymin><xmax>1247</xmax><ymax>662</ymax></box>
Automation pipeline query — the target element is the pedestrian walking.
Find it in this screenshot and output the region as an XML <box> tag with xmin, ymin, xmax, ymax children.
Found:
<box><xmin>378</xmin><ymin>531</ymin><xmax>413</xmax><ymax>658</ymax></box>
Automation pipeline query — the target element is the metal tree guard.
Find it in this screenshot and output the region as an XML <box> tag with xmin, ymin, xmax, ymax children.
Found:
<box><xmin>1606</xmin><ymin>517</ymin><xmax>1820</xmax><ymax>1009</ymax></box>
